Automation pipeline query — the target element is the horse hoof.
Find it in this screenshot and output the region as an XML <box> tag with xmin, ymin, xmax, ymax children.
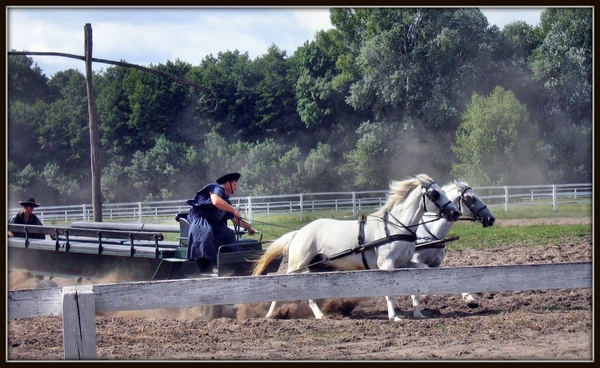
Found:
<box><xmin>413</xmin><ymin>314</ymin><xmax>427</xmax><ymax>320</ymax></box>
<box><xmin>392</xmin><ymin>316</ymin><xmax>403</xmax><ymax>322</ymax></box>
<box><xmin>467</xmin><ymin>301</ymin><xmax>479</xmax><ymax>308</ymax></box>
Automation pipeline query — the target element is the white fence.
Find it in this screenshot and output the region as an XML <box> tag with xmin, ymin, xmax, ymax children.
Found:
<box><xmin>8</xmin><ymin>183</ymin><xmax>592</xmax><ymax>223</ymax></box>
<box><xmin>7</xmin><ymin>262</ymin><xmax>592</xmax><ymax>360</ymax></box>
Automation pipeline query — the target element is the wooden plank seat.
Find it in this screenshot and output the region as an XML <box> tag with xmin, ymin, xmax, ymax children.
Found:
<box><xmin>8</xmin><ymin>237</ymin><xmax>178</xmax><ymax>258</ymax></box>
<box><xmin>70</xmin><ymin>221</ymin><xmax>180</xmax><ymax>234</ymax></box>
<box><xmin>8</xmin><ymin>224</ymin><xmax>174</xmax><ymax>258</ymax></box>
<box><xmin>51</xmin><ymin>236</ymin><xmax>180</xmax><ymax>248</ymax></box>
<box><xmin>8</xmin><ymin>224</ymin><xmax>164</xmax><ymax>241</ymax></box>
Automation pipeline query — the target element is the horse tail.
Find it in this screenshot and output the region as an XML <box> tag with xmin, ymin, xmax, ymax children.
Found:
<box><xmin>252</xmin><ymin>230</ymin><xmax>297</xmax><ymax>276</ymax></box>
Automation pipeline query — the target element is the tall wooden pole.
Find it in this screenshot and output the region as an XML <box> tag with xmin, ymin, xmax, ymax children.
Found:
<box><xmin>84</xmin><ymin>23</ymin><xmax>103</xmax><ymax>221</ymax></box>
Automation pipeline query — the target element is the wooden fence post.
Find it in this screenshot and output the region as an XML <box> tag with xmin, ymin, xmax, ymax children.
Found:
<box><xmin>62</xmin><ymin>286</ymin><xmax>97</xmax><ymax>360</ymax></box>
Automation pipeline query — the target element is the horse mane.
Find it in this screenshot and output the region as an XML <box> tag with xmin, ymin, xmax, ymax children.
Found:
<box><xmin>373</xmin><ymin>174</ymin><xmax>434</xmax><ymax>217</ymax></box>
<box><xmin>442</xmin><ymin>178</ymin><xmax>470</xmax><ymax>194</ymax></box>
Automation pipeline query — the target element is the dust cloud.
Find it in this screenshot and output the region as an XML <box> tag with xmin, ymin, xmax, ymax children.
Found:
<box><xmin>236</xmin><ymin>298</ymin><xmax>365</xmax><ymax>320</ymax></box>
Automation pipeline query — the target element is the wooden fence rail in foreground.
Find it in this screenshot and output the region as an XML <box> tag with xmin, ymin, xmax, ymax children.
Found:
<box><xmin>8</xmin><ymin>262</ymin><xmax>592</xmax><ymax>360</ymax></box>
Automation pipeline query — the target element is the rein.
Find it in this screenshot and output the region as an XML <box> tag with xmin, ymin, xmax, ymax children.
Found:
<box><xmin>415</xmin><ymin>235</ymin><xmax>459</xmax><ymax>250</ymax></box>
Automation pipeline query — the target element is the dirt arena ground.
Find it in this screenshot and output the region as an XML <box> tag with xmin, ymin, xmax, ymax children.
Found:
<box><xmin>7</xmin><ymin>217</ymin><xmax>593</xmax><ymax>361</ymax></box>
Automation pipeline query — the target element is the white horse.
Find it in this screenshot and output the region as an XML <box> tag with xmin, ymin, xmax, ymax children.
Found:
<box><xmin>252</xmin><ymin>174</ymin><xmax>462</xmax><ymax>322</ymax></box>
<box><xmin>409</xmin><ymin>179</ymin><xmax>496</xmax><ymax>318</ymax></box>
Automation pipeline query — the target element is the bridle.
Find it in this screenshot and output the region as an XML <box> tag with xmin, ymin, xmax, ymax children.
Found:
<box><xmin>418</xmin><ymin>184</ymin><xmax>487</xmax><ymax>242</ymax></box>
<box><xmin>422</xmin><ymin>180</ymin><xmax>455</xmax><ymax>218</ymax></box>
<box><xmin>457</xmin><ymin>186</ymin><xmax>489</xmax><ymax>223</ymax></box>
<box><xmin>380</xmin><ymin>180</ymin><xmax>455</xmax><ymax>238</ymax></box>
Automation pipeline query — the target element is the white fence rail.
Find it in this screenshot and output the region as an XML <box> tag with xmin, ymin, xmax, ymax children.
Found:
<box><xmin>8</xmin><ymin>262</ymin><xmax>591</xmax><ymax>360</ymax></box>
<box><xmin>8</xmin><ymin>183</ymin><xmax>592</xmax><ymax>223</ymax></box>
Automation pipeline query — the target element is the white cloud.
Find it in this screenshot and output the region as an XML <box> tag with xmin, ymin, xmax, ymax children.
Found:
<box><xmin>7</xmin><ymin>7</ymin><xmax>334</xmax><ymax>76</ymax></box>
<box><xmin>479</xmin><ymin>7</ymin><xmax>545</xmax><ymax>29</ymax></box>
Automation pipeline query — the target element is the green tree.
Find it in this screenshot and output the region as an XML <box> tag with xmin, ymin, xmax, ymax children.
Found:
<box><xmin>40</xmin><ymin>70</ymin><xmax>91</xmax><ymax>173</ymax></box>
<box><xmin>339</xmin><ymin>8</ymin><xmax>495</xmax><ymax>181</ymax></box>
<box><xmin>95</xmin><ymin>64</ymin><xmax>134</xmax><ymax>157</ymax></box>
<box><xmin>7</xmin><ymin>100</ymin><xmax>48</xmax><ymax>169</ymax></box>
<box><xmin>7</xmin><ymin>53</ymin><xmax>52</xmax><ymax>104</ymax></box>
<box><xmin>101</xmin><ymin>158</ymin><xmax>128</xmax><ymax>203</ymax></box>
<box><xmin>531</xmin><ymin>8</ymin><xmax>592</xmax><ymax>124</ymax></box>
<box><xmin>8</xmin><ymin>164</ymin><xmax>46</xmax><ymax>203</ymax></box>
<box><xmin>124</xmin><ymin>136</ymin><xmax>194</xmax><ymax>201</ymax></box>
<box><xmin>188</xmin><ymin>50</ymin><xmax>261</xmax><ymax>141</ymax></box>
<box><xmin>302</xmin><ymin>143</ymin><xmax>337</xmax><ymax>192</ymax></box>
<box><xmin>238</xmin><ymin>138</ymin><xmax>300</xmax><ymax>196</ymax></box>
<box><xmin>341</xmin><ymin>120</ymin><xmax>394</xmax><ymax>189</ymax></box>
<box><xmin>528</xmin><ymin>8</ymin><xmax>592</xmax><ymax>183</ymax></box>
<box><xmin>120</xmin><ymin>60</ymin><xmax>193</xmax><ymax>152</ymax></box>
<box><xmin>291</xmin><ymin>29</ymin><xmax>365</xmax><ymax>153</ymax></box>
<box><xmin>451</xmin><ymin>87</ymin><xmax>542</xmax><ymax>186</ymax></box>
<box><xmin>491</xmin><ymin>21</ymin><xmax>545</xmax><ymax>122</ymax></box>
<box><xmin>252</xmin><ymin>45</ymin><xmax>302</xmax><ymax>140</ymax></box>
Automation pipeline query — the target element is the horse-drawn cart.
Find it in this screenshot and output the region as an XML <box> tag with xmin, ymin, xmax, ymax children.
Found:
<box><xmin>7</xmin><ymin>212</ymin><xmax>282</xmax><ymax>320</ymax></box>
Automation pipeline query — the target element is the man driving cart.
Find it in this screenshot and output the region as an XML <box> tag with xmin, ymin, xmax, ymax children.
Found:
<box><xmin>185</xmin><ymin>172</ymin><xmax>256</xmax><ymax>273</ymax></box>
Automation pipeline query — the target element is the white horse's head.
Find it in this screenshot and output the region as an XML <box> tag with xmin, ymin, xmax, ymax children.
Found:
<box><xmin>376</xmin><ymin>174</ymin><xmax>461</xmax><ymax>223</ymax></box>
<box><xmin>444</xmin><ymin>179</ymin><xmax>496</xmax><ymax>227</ymax></box>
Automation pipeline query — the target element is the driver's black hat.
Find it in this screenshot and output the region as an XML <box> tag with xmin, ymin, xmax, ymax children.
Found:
<box><xmin>216</xmin><ymin>173</ymin><xmax>241</xmax><ymax>185</ymax></box>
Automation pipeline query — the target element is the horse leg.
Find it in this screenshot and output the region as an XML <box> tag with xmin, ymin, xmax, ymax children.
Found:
<box><xmin>405</xmin><ymin>261</ymin><xmax>429</xmax><ymax>319</ymax></box>
<box><xmin>410</xmin><ymin>295</ymin><xmax>427</xmax><ymax>319</ymax></box>
<box><xmin>307</xmin><ymin>299</ymin><xmax>326</xmax><ymax>319</ymax></box>
<box><xmin>376</xmin><ymin>256</ymin><xmax>405</xmax><ymax>321</ymax></box>
<box><xmin>384</xmin><ymin>296</ymin><xmax>402</xmax><ymax>322</ymax></box>
<box><xmin>265</xmin><ymin>300</ymin><xmax>279</xmax><ymax>318</ymax></box>
<box><xmin>462</xmin><ymin>293</ymin><xmax>479</xmax><ymax>308</ymax></box>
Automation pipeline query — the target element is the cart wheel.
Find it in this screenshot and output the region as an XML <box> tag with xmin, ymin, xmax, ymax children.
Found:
<box><xmin>197</xmin><ymin>305</ymin><xmax>223</xmax><ymax>321</ymax></box>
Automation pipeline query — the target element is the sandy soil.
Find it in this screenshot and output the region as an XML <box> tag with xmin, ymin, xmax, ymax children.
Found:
<box><xmin>7</xmin><ymin>217</ymin><xmax>593</xmax><ymax>361</ymax></box>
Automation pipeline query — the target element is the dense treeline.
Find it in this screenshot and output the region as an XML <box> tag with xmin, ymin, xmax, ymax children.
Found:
<box><xmin>7</xmin><ymin>8</ymin><xmax>592</xmax><ymax>206</ymax></box>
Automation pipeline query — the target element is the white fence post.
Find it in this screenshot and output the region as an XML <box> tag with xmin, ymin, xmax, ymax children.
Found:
<box><xmin>62</xmin><ymin>286</ymin><xmax>97</xmax><ymax>360</ymax></box>
<box><xmin>504</xmin><ymin>186</ymin><xmax>509</xmax><ymax>212</ymax></box>
<box><xmin>352</xmin><ymin>192</ymin><xmax>357</xmax><ymax>217</ymax></box>
<box><xmin>247</xmin><ymin>196</ymin><xmax>253</xmax><ymax>222</ymax></box>
<box><xmin>552</xmin><ymin>185</ymin><xmax>557</xmax><ymax>211</ymax></box>
<box><xmin>138</xmin><ymin>202</ymin><xmax>143</xmax><ymax>223</ymax></box>
<box><xmin>299</xmin><ymin>193</ymin><xmax>304</xmax><ymax>221</ymax></box>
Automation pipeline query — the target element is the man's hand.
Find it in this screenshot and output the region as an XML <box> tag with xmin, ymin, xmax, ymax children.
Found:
<box><xmin>247</xmin><ymin>227</ymin><xmax>256</xmax><ymax>236</ymax></box>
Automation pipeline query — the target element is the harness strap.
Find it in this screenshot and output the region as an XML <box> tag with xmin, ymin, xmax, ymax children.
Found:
<box><xmin>415</xmin><ymin>236</ymin><xmax>460</xmax><ymax>250</ymax></box>
<box><xmin>357</xmin><ymin>214</ymin><xmax>367</xmax><ymax>246</ymax></box>
<box><xmin>357</xmin><ymin>214</ymin><xmax>370</xmax><ymax>270</ymax></box>
<box><xmin>304</xmin><ymin>233</ymin><xmax>417</xmax><ymax>271</ymax></box>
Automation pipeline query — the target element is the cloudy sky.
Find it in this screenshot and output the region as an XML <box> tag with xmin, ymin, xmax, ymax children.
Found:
<box><xmin>7</xmin><ymin>7</ymin><xmax>546</xmax><ymax>78</ymax></box>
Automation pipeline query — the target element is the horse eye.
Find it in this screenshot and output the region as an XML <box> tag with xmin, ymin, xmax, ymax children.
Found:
<box><xmin>429</xmin><ymin>190</ymin><xmax>440</xmax><ymax>201</ymax></box>
<box><xmin>464</xmin><ymin>195</ymin><xmax>474</xmax><ymax>206</ymax></box>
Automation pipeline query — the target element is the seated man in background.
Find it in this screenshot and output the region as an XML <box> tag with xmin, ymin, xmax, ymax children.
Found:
<box><xmin>8</xmin><ymin>197</ymin><xmax>46</xmax><ymax>239</ymax></box>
